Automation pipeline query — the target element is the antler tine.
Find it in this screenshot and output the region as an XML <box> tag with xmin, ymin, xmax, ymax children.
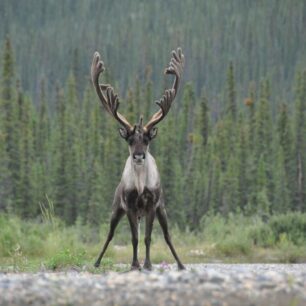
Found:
<box><xmin>91</xmin><ymin>52</ymin><xmax>133</xmax><ymax>131</ymax></box>
<box><xmin>144</xmin><ymin>48</ymin><xmax>184</xmax><ymax>131</ymax></box>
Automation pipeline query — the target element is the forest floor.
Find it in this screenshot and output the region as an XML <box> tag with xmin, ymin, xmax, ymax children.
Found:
<box><xmin>0</xmin><ymin>264</ymin><xmax>305</xmax><ymax>306</ymax></box>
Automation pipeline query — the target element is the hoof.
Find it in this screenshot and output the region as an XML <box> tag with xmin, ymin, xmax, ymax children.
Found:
<box><xmin>143</xmin><ymin>262</ymin><xmax>152</xmax><ymax>271</ymax></box>
<box><xmin>130</xmin><ymin>265</ymin><xmax>141</xmax><ymax>271</ymax></box>
<box><xmin>178</xmin><ymin>264</ymin><xmax>185</xmax><ymax>270</ymax></box>
<box><xmin>130</xmin><ymin>261</ymin><xmax>141</xmax><ymax>271</ymax></box>
<box><xmin>94</xmin><ymin>261</ymin><xmax>100</xmax><ymax>268</ymax></box>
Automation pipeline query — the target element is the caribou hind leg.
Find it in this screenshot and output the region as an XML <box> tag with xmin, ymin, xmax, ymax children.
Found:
<box><xmin>94</xmin><ymin>207</ymin><xmax>125</xmax><ymax>268</ymax></box>
<box><xmin>127</xmin><ymin>211</ymin><xmax>141</xmax><ymax>270</ymax></box>
<box><xmin>156</xmin><ymin>206</ymin><xmax>185</xmax><ymax>270</ymax></box>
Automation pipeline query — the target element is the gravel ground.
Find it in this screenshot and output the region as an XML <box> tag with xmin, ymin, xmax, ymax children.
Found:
<box><xmin>0</xmin><ymin>264</ymin><xmax>306</xmax><ymax>306</ymax></box>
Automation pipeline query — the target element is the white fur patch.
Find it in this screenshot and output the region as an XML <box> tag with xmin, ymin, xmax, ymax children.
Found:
<box><xmin>121</xmin><ymin>153</ymin><xmax>159</xmax><ymax>195</ymax></box>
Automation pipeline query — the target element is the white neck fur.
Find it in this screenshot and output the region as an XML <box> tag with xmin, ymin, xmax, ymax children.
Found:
<box><xmin>121</xmin><ymin>153</ymin><xmax>159</xmax><ymax>195</ymax></box>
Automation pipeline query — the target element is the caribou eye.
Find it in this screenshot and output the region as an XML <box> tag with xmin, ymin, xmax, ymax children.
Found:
<box><xmin>127</xmin><ymin>137</ymin><xmax>134</xmax><ymax>146</ymax></box>
<box><xmin>143</xmin><ymin>136</ymin><xmax>150</xmax><ymax>145</ymax></box>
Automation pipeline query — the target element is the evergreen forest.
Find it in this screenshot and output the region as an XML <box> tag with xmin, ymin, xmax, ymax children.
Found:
<box><xmin>0</xmin><ymin>0</ymin><xmax>306</xmax><ymax>235</ymax></box>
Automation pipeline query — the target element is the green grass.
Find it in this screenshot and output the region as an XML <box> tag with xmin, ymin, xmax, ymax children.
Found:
<box><xmin>1</xmin><ymin>211</ymin><xmax>306</xmax><ymax>272</ymax></box>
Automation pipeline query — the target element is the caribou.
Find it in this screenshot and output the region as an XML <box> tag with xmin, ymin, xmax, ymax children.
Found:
<box><xmin>91</xmin><ymin>48</ymin><xmax>185</xmax><ymax>270</ymax></box>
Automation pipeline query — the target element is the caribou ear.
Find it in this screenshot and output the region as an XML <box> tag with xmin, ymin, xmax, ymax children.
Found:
<box><xmin>119</xmin><ymin>127</ymin><xmax>129</xmax><ymax>139</ymax></box>
<box><xmin>148</xmin><ymin>127</ymin><xmax>158</xmax><ymax>140</ymax></box>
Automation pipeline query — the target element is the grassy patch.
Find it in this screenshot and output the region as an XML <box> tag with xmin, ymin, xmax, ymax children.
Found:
<box><xmin>45</xmin><ymin>248</ymin><xmax>87</xmax><ymax>270</ymax></box>
<box><xmin>1</xmin><ymin>212</ymin><xmax>306</xmax><ymax>272</ymax></box>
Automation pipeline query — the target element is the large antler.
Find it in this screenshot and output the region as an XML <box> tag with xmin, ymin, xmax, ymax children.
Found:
<box><xmin>144</xmin><ymin>48</ymin><xmax>184</xmax><ymax>131</ymax></box>
<box><xmin>91</xmin><ymin>52</ymin><xmax>133</xmax><ymax>131</ymax></box>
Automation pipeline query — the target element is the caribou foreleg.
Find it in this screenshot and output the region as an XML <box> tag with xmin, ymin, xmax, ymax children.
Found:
<box><xmin>127</xmin><ymin>211</ymin><xmax>141</xmax><ymax>270</ymax></box>
<box><xmin>143</xmin><ymin>209</ymin><xmax>155</xmax><ymax>270</ymax></box>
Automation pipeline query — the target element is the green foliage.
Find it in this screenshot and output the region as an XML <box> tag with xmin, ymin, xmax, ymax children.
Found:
<box><xmin>217</xmin><ymin>237</ymin><xmax>251</xmax><ymax>257</ymax></box>
<box><xmin>293</xmin><ymin>72</ymin><xmax>306</xmax><ymax>211</ymax></box>
<box><xmin>226</xmin><ymin>61</ymin><xmax>236</xmax><ymax>121</ymax></box>
<box><xmin>276</xmin><ymin>233</ymin><xmax>304</xmax><ymax>263</ymax></box>
<box><xmin>268</xmin><ymin>213</ymin><xmax>306</xmax><ymax>245</ymax></box>
<box><xmin>0</xmin><ymin>36</ymin><xmax>18</xmax><ymax>211</ymax></box>
<box><xmin>248</xmin><ymin>224</ymin><xmax>275</xmax><ymax>248</ymax></box>
<box><xmin>2</xmin><ymin>1</ymin><xmax>306</xmax><ymax>105</ymax></box>
<box><xmin>200</xmin><ymin>212</ymin><xmax>306</xmax><ymax>260</ymax></box>
<box><xmin>45</xmin><ymin>248</ymin><xmax>86</xmax><ymax>270</ymax></box>
<box><xmin>199</xmin><ymin>213</ymin><xmax>252</xmax><ymax>256</ymax></box>
<box><xmin>249</xmin><ymin>213</ymin><xmax>306</xmax><ymax>248</ymax></box>
<box><xmin>1</xmin><ymin>3</ymin><xmax>306</xmax><ymax>267</ymax></box>
<box><xmin>1</xmin><ymin>213</ymin><xmax>306</xmax><ymax>270</ymax></box>
<box><xmin>0</xmin><ymin>215</ymin><xmax>21</xmax><ymax>257</ymax></box>
<box><xmin>0</xmin><ymin>12</ymin><xmax>306</xmax><ymax>228</ymax></box>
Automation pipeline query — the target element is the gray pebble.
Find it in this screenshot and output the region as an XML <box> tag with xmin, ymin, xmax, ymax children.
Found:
<box><xmin>0</xmin><ymin>264</ymin><xmax>306</xmax><ymax>306</ymax></box>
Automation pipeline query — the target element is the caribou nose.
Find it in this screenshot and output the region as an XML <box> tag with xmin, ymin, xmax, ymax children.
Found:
<box><xmin>133</xmin><ymin>153</ymin><xmax>146</xmax><ymax>160</ymax></box>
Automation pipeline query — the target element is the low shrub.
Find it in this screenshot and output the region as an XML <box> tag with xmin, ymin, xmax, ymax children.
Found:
<box><xmin>216</xmin><ymin>236</ymin><xmax>252</xmax><ymax>256</ymax></box>
<box><xmin>248</xmin><ymin>223</ymin><xmax>275</xmax><ymax>247</ymax></box>
<box><xmin>268</xmin><ymin>213</ymin><xmax>306</xmax><ymax>245</ymax></box>
<box><xmin>45</xmin><ymin>248</ymin><xmax>87</xmax><ymax>270</ymax></box>
<box><xmin>0</xmin><ymin>215</ymin><xmax>22</xmax><ymax>256</ymax></box>
<box><xmin>248</xmin><ymin>213</ymin><xmax>306</xmax><ymax>248</ymax></box>
<box><xmin>276</xmin><ymin>233</ymin><xmax>305</xmax><ymax>263</ymax></box>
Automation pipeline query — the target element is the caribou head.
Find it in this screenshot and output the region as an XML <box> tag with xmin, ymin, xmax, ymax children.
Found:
<box><xmin>122</xmin><ymin>117</ymin><xmax>151</xmax><ymax>166</ymax></box>
<box><xmin>91</xmin><ymin>48</ymin><xmax>185</xmax><ymax>271</ymax></box>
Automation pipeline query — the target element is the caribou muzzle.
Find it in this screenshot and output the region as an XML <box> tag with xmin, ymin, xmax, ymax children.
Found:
<box><xmin>133</xmin><ymin>153</ymin><xmax>146</xmax><ymax>164</ymax></box>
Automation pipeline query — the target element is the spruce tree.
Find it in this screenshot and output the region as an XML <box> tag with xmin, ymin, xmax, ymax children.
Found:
<box><xmin>209</xmin><ymin>157</ymin><xmax>222</xmax><ymax>214</ymax></box>
<box><xmin>0</xmin><ymin>114</ymin><xmax>10</xmax><ymax>211</ymax></box>
<box><xmin>237</xmin><ymin>125</ymin><xmax>249</xmax><ymax>211</ymax></box>
<box><xmin>134</xmin><ymin>78</ymin><xmax>141</xmax><ymax>119</ymax></box>
<box><xmin>255</xmin><ymin>80</ymin><xmax>274</xmax><ymax>204</ymax></box>
<box><xmin>144</xmin><ymin>65</ymin><xmax>153</xmax><ymax>122</ymax></box>
<box><xmin>64</xmin><ymin>72</ymin><xmax>81</xmax><ymax>223</ymax></box>
<box><xmin>277</xmin><ymin>103</ymin><xmax>294</xmax><ymax>205</ymax></box>
<box><xmin>293</xmin><ymin>72</ymin><xmax>306</xmax><ymax>211</ymax></box>
<box><xmin>18</xmin><ymin>95</ymin><xmax>35</xmax><ymax>217</ymax></box>
<box><xmin>158</xmin><ymin>117</ymin><xmax>182</xmax><ymax>223</ymax></box>
<box><xmin>1</xmin><ymin>36</ymin><xmax>18</xmax><ymax>210</ymax></box>
<box><xmin>226</xmin><ymin>61</ymin><xmax>237</xmax><ymax>122</ymax></box>
<box><xmin>245</xmin><ymin>81</ymin><xmax>256</xmax><ymax>151</ymax></box>
<box><xmin>220</xmin><ymin>156</ymin><xmax>239</xmax><ymax>215</ymax></box>
<box><xmin>255</xmin><ymin>156</ymin><xmax>271</xmax><ymax>218</ymax></box>
<box><xmin>273</xmin><ymin>149</ymin><xmax>290</xmax><ymax>213</ymax></box>
<box><xmin>35</xmin><ymin>79</ymin><xmax>50</xmax><ymax>204</ymax></box>
<box><xmin>199</xmin><ymin>92</ymin><xmax>209</xmax><ymax>146</ymax></box>
<box><xmin>178</xmin><ymin>82</ymin><xmax>195</xmax><ymax>167</ymax></box>
<box><xmin>87</xmin><ymin>159</ymin><xmax>106</xmax><ymax>227</ymax></box>
<box><xmin>125</xmin><ymin>89</ymin><xmax>136</xmax><ymax>124</ymax></box>
<box><xmin>54</xmin><ymin>86</ymin><xmax>69</xmax><ymax>218</ymax></box>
